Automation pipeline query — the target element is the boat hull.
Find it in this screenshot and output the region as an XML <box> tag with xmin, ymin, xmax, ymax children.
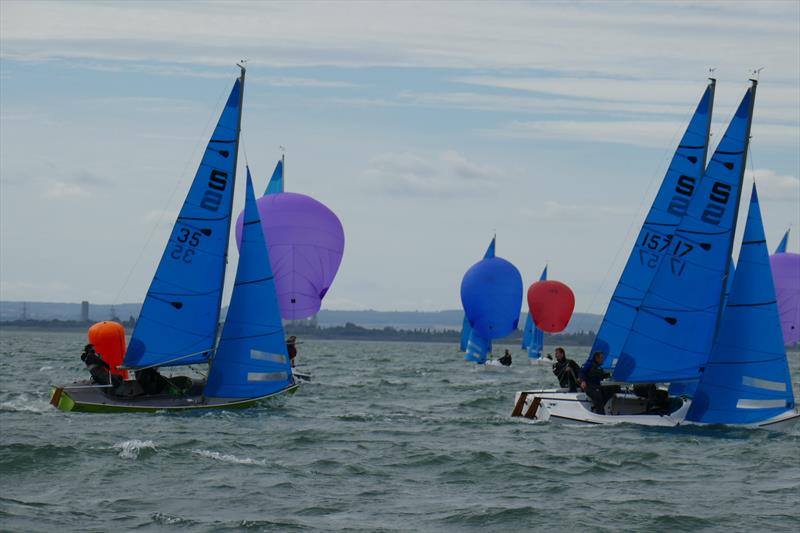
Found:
<box><xmin>49</xmin><ymin>380</ymin><xmax>299</xmax><ymax>414</ymax></box>
<box><xmin>512</xmin><ymin>389</ymin><xmax>690</xmax><ymax>426</ymax></box>
<box><xmin>512</xmin><ymin>389</ymin><xmax>800</xmax><ymax>430</ymax></box>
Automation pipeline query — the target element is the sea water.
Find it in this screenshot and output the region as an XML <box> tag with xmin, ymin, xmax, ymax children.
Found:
<box><xmin>1</xmin><ymin>328</ymin><xmax>798</xmax><ymax>532</ymax></box>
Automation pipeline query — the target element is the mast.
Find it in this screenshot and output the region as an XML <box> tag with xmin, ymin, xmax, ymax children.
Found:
<box><xmin>711</xmin><ymin>79</ymin><xmax>757</xmax><ymax>341</ymax></box>
<box><xmin>281</xmin><ymin>151</ymin><xmax>285</xmax><ymax>192</ymax></box>
<box><xmin>701</xmin><ymin>77</ymin><xmax>716</xmax><ymax>170</ymax></box>
<box><xmin>212</xmin><ymin>64</ymin><xmax>246</xmax><ymax>358</ymax></box>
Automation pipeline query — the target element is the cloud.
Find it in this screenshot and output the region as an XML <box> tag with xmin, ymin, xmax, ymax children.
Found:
<box><xmin>753</xmin><ymin>168</ymin><xmax>800</xmax><ymax>202</ymax></box>
<box><xmin>1</xmin><ymin>1</ymin><xmax>797</xmax><ymax>80</ymax></box>
<box><xmin>363</xmin><ymin>150</ymin><xmax>500</xmax><ymax>197</ymax></box>
<box><xmin>486</xmin><ymin>119</ymin><xmax>800</xmax><ymax>149</ymax></box>
<box><xmin>42</xmin><ymin>171</ymin><xmax>112</xmax><ymax>198</ymax></box>
<box><xmin>520</xmin><ymin>200</ymin><xmax>635</xmax><ymax>221</ymax></box>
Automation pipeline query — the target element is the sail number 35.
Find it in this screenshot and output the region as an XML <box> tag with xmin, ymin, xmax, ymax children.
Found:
<box><xmin>171</xmin><ymin>228</ymin><xmax>203</xmax><ymax>263</ymax></box>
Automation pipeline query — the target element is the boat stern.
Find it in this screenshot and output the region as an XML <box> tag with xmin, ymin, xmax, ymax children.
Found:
<box><xmin>49</xmin><ymin>386</ymin><xmax>76</xmax><ymax>412</ymax></box>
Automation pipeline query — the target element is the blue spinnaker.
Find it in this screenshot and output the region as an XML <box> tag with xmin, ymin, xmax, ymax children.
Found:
<box><xmin>615</xmin><ymin>82</ymin><xmax>757</xmax><ymax>383</ymax></box>
<box><xmin>460</xmin><ymin>237</ymin><xmax>495</xmax><ymax>352</ymax></box>
<box><xmin>522</xmin><ymin>265</ymin><xmax>547</xmax><ymax>359</ymax></box>
<box><xmin>461</xmin><ymin>256</ymin><xmax>523</xmax><ymax>340</ymax></box>
<box><xmin>124</xmin><ymin>76</ymin><xmax>244</xmax><ymax>369</ymax></box>
<box><xmin>264</xmin><ymin>158</ymin><xmax>284</xmax><ymax>195</ymax></box>
<box><xmin>687</xmin><ymin>185</ymin><xmax>796</xmax><ymax>424</ymax></box>
<box><xmin>775</xmin><ymin>228</ymin><xmax>789</xmax><ymax>254</ymax></box>
<box><xmin>591</xmin><ymin>81</ymin><xmax>716</xmax><ymax>369</ymax></box>
<box><xmin>205</xmin><ymin>171</ymin><xmax>293</xmax><ymax>398</ymax></box>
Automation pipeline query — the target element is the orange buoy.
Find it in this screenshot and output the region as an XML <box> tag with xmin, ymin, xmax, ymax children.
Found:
<box><xmin>87</xmin><ymin>321</ymin><xmax>129</xmax><ymax>378</ymax></box>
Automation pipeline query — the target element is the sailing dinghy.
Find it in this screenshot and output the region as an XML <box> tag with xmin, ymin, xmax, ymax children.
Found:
<box><xmin>50</xmin><ymin>67</ymin><xmax>300</xmax><ymax>413</ymax></box>
<box><xmin>513</xmin><ymin>79</ymin><xmax>797</xmax><ymax>429</ymax></box>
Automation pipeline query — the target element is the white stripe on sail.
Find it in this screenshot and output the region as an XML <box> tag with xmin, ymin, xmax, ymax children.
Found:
<box><xmin>741</xmin><ymin>376</ymin><xmax>786</xmax><ymax>392</ymax></box>
<box><xmin>736</xmin><ymin>398</ymin><xmax>787</xmax><ymax>409</ymax></box>
<box><xmin>250</xmin><ymin>349</ymin><xmax>287</xmax><ymax>365</ymax></box>
<box><xmin>247</xmin><ymin>372</ymin><xmax>288</xmax><ymax>382</ymax></box>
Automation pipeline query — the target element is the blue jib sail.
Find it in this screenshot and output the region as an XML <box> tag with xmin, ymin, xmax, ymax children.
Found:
<box><xmin>460</xmin><ymin>236</ymin><xmax>495</xmax><ymax>354</ymax></box>
<box><xmin>205</xmin><ymin>170</ymin><xmax>294</xmax><ymax>398</ymax></box>
<box><xmin>264</xmin><ymin>158</ymin><xmax>284</xmax><ymax>195</ymax></box>
<box><xmin>522</xmin><ymin>265</ymin><xmax>547</xmax><ymax>359</ymax></box>
<box><xmin>124</xmin><ymin>76</ymin><xmax>244</xmax><ymax>369</ymax></box>
<box><xmin>687</xmin><ymin>185</ymin><xmax>796</xmax><ymax>424</ymax></box>
<box><xmin>464</xmin><ymin>333</ymin><xmax>491</xmax><ymax>364</ymax></box>
<box><xmin>590</xmin><ymin>81</ymin><xmax>715</xmax><ymax>369</ymax></box>
<box><xmin>774</xmin><ymin>228</ymin><xmax>789</xmax><ymax>254</ymax></box>
<box><xmin>614</xmin><ymin>81</ymin><xmax>757</xmax><ymax>383</ymax></box>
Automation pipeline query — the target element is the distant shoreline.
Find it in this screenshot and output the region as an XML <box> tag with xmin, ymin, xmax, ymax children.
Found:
<box><xmin>0</xmin><ymin>319</ymin><xmax>598</xmax><ymax>346</ymax></box>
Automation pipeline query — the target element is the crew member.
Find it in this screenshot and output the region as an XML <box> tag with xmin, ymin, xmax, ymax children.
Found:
<box><xmin>498</xmin><ymin>349</ymin><xmax>512</xmax><ymax>366</ymax></box>
<box><xmin>579</xmin><ymin>351</ymin><xmax>618</xmax><ymax>414</ymax></box>
<box><xmin>286</xmin><ymin>336</ymin><xmax>298</xmax><ymax>367</ymax></box>
<box><xmin>552</xmin><ymin>347</ymin><xmax>580</xmax><ymax>392</ymax></box>
<box><xmin>81</xmin><ymin>344</ymin><xmax>122</xmax><ymax>390</ymax></box>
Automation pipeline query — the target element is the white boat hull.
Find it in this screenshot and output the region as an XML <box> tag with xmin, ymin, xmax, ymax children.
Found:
<box><xmin>512</xmin><ymin>389</ymin><xmax>800</xmax><ymax>430</ymax></box>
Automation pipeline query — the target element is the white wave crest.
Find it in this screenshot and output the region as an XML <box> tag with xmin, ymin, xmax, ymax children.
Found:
<box><xmin>192</xmin><ymin>449</ymin><xmax>266</xmax><ymax>466</ymax></box>
<box><xmin>0</xmin><ymin>394</ymin><xmax>49</xmax><ymax>413</ymax></box>
<box><xmin>113</xmin><ymin>439</ymin><xmax>156</xmax><ymax>459</ymax></box>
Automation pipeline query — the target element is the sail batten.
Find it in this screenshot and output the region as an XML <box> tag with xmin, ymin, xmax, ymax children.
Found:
<box><xmin>589</xmin><ymin>81</ymin><xmax>716</xmax><ymax>370</ymax></box>
<box><xmin>123</xmin><ymin>74</ymin><xmax>245</xmax><ymax>369</ymax></box>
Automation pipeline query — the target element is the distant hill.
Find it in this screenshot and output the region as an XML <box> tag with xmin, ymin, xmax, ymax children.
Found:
<box><xmin>1</xmin><ymin>301</ymin><xmax>602</xmax><ymax>333</ymax></box>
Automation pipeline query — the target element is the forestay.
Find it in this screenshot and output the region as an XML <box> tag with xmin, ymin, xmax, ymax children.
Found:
<box><xmin>590</xmin><ymin>81</ymin><xmax>716</xmax><ymax>369</ymax></box>
<box><xmin>614</xmin><ymin>82</ymin><xmax>757</xmax><ymax>383</ymax></box>
<box><xmin>687</xmin><ymin>186</ymin><xmax>796</xmax><ymax>424</ymax></box>
<box><xmin>205</xmin><ymin>171</ymin><xmax>294</xmax><ymax>398</ymax></box>
<box><xmin>124</xmin><ymin>76</ymin><xmax>244</xmax><ymax>369</ymax></box>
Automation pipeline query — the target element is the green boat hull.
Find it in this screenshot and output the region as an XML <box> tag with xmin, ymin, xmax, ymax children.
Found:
<box><xmin>49</xmin><ymin>382</ymin><xmax>299</xmax><ymax>414</ymax></box>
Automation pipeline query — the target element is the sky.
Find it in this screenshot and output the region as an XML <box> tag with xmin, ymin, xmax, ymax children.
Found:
<box><xmin>1</xmin><ymin>0</ymin><xmax>798</xmax><ymax>314</ymax></box>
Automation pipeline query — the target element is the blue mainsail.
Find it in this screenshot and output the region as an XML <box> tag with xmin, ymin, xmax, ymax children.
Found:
<box><xmin>460</xmin><ymin>237</ymin><xmax>495</xmax><ymax>356</ymax></box>
<box><xmin>774</xmin><ymin>228</ymin><xmax>789</xmax><ymax>254</ymax></box>
<box><xmin>614</xmin><ymin>81</ymin><xmax>757</xmax><ymax>383</ymax></box>
<box><xmin>590</xmin><ymin>81</ymin><xmax>716</xmax><ymax>369</ymax></box>
<box><xmin>124</xmin><ymin>75</ymin><xmax>244</xmax><ymax>369</ymax></box>
<box><xmin>522</xmin><ymin>265</ymin><xmax>547</xmax><ymax>359</ymax></box>
<box><xmin>264</xmin><ymin>157</ymin><xmax>284</xmax><ymax>195</ymax></box>
<box><xmin>205</xmin><ymin>171</ymin><xmax>294</xmax><ymax>398</ymax></box>
<box><xmin>687</xmin><ymin>185</ymin><xmax>796</xmax><ymax>424</ymax></box>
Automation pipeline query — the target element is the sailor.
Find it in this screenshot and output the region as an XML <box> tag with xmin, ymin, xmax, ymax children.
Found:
<box><xmin>286</xmin><ymin>336</ymin><xmax>298</xmax><ymax>367</ymax></box>
<box><xmin>498</xmin><ymin>349</ymin><xmax>512</xmax><ymax>366</ymax></box>
<box><xmin>579</xmin><ymin>351</ymin><xmax>618</xmax><ymax>414</ymax></box>
<box><xmin>552</xmin><ymin>347</ymin><xmax>580</xmax><ymax>392</ymax></box>
<box><xmin>135</xmin><ymin>367</ymin><xmax>166</xmax><ymax>395</ymax></box>
<box><xmin>81</xmin><ymin>344</ymin><xmax>121</xmax><ymax>389</ymax></box>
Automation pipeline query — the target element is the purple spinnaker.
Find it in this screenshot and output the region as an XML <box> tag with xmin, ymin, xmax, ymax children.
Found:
<box><xmin>235</xmin><ymin>192</ymin><xmax>345</xmax><ymax>320</ymax></box>
<box><xmin>770</xmin><ymin>252</ymin><xmax>799</xmax><ymax>347</ymax></box>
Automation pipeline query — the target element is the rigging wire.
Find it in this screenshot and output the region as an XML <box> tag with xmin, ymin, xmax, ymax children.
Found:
<box><xmin>111</xmin><ymin>77</ymin><xmax>232</xmax><ymax>307</ymax></box>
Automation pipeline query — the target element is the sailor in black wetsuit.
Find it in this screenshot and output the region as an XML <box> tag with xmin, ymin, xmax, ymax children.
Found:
<box><xmin>579</xmin><ymin>351</ymin><xmax>619</xmax><ymax>414</ymax></box>
<box><xmin>552</xmin><ymin>347</ymin><xmax>580</xmax><ymax>392</ymax></box>
<box><xmin>81</xmin><ymin>344</ymin><xmax>121</xmax><ymax>389</ymax></box>
<box><xmin>498</xmin><ymin>349</ymin><xmax>512</xmax><ymax>366</ymax></box>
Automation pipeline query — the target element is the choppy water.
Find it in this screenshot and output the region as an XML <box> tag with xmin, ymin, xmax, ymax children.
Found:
<box><xmin>1</xmin><ymin>328</ymin><xmax>798</xmax><ymax>532</ymax></box>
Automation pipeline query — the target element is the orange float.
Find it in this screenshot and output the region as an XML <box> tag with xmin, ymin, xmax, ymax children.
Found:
<box><xmin>87</xmin><ymin>321</ymin><xmax>129</xmax><ymax>378</ymax></box>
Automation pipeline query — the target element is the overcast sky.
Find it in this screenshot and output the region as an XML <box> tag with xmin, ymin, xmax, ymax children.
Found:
<box><xmin>1</xmin><ymin>0</ymin><xmax>798</xmax><ymax>314</ymax></box>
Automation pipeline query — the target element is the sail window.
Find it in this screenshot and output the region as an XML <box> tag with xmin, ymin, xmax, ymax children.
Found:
<box><xmin>741</xmin><ymin>376</ymin><xmax>786</xmax><ymax>392</ymax></box>
<box><xmin>250</xmin><ymin>349</ymin><xmax>287</xmax><ymax>365</ymax></box>
<box><xmin>247</xmin><ymin>372</ymin><xmax>288</xmax><ymax>382</ymax></box>
<box><xmin>735</xmin><ymin>399</ymin><xmax>787</xmax><ymax>409</ymax></box>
